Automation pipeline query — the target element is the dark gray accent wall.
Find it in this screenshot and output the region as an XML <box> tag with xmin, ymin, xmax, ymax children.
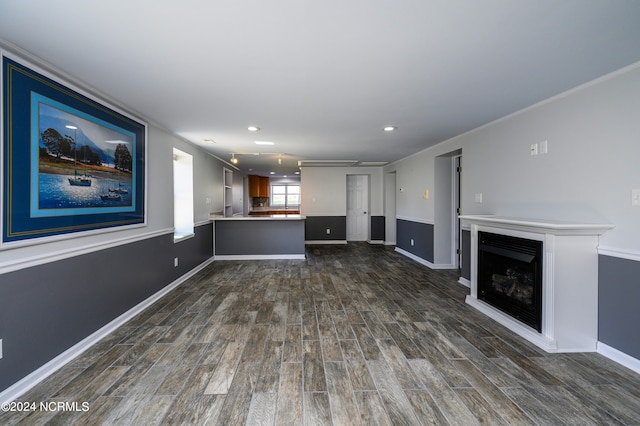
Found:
<box><xmin>215</xmin><ymin>220</ymin><xmax>305</xmax><ymax>255</ymax></box>
<box><xmin>370</xmin><ymin>216</ymin><xmax>385</xmax><ymax>241</ymax></box>
<box><xmin>0</xmin><ymin>222</ymin><xmax>213</xmax><ymax>393</ymax></box>
<box><xmin>304</xmin><ymin>216</ymin><xmax>347</xmax><ymax>241</ymax></box>
<box><xmin>598</xmin><ymin>255</ymin><xmax>640</xmax><ymax>359</ymax></box>
<box><xmin>461</xmin><ymin>229</ymin><xmax>471</xmax><ymax>280</ymax></box>
<box><xmin>396</xmin><ymin>219</ymin><xmax>434</xmax><ymax>263</ymax></box>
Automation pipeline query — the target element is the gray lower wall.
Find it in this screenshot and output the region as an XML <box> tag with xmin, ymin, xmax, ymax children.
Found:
<box><xmin>461</xmin><ymin>229</ymin><xmax>471</xmax><ymax>280</ymax></box>
<box><xmin>305</xmin><ymin>216</ymin><xmax>347</xmax><ymax>241</ymax></box>
<box><xmin>396</xmin><ymin>219</ymin><xmax>434</xmax><ymax>263</ymax></box>
<box><xmin>215</xmin><ymin>220</ymin><xmax>305</xmax><ymax>255</ymax></box>
<box><xmin>0</xmin><ymin>222</ymin><xmax>213</xmax><ymax>393</ymax></box>
<box><xmin>598</xmin><ymin>255</ymin><xmax>640</xmax><ymax>360</ymax></box>
<box><xmin>370</xmin><ymin>216</ymin><xmax>385</xmax><ymax>241</ymax></box>
<box><xmin>304</xmin><ymin>216</ymin><xmax>384</xmax><ymax>242</ymax></box>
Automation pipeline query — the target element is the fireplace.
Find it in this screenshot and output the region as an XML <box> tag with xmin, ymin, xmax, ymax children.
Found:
<box><xmin>460</xmin><ymin>215</ymin><xmax>613</xmax><ymax>352</ymax></box>
<box><xmin>477</xmin><ymin>231</ymin><xmax>542</xmax><ymax>332</ymax></box>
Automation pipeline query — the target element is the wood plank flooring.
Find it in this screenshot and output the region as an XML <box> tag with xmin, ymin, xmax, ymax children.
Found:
<box><xmin>2</xmin><ymin>243</ymin><xmax>640</xmax><ymax>425</ymax></box>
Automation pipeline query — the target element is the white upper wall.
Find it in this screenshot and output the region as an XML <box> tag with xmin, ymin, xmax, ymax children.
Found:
<box><xmin>300</xmin><ymin>167</ymin><xmax>383</xmax><ymax>216</ymax></box>
<box><xmin>386</xmin><ymin>63</ymin><xmax>640</xmax><ymax>253</ymax></box>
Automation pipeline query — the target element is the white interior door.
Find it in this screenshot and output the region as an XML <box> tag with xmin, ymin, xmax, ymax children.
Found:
<box><xmin>347</xmin><ymin>175</ymin><xmax>369</xmax><ymax>241</ymax></box>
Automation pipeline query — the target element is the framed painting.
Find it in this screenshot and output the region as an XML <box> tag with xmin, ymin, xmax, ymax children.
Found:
<box><xmin>2</xmin><ymin>54</ymin><xmax>147</xmax><ymax>246</ymax></box>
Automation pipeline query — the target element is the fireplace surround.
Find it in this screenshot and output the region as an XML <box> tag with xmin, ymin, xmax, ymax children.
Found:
<box><xmin>460</xmin><ymin>215</ymin><xmax>613</xmax><ymax>353</ymax></box>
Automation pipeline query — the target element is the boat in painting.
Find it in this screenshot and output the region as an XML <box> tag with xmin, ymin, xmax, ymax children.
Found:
<box><xmin>100</xmin><ymin>193</ymin><xmax>121</xmax><ymax>201</ymax></box>
<box><xmin>108</xmin><ymin>183</ymin><xmax>128</xmax><ymax>194</ymax></box>
<box><xmin>68</xmin><ymin>170</ymin><xmax>92</xmax><ymax>186</ymax></box>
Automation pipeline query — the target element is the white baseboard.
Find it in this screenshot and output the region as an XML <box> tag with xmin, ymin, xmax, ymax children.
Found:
<box><xmin>458</xmin><ymin>277</ymin><xmax>471</xmax><ymax>288</ymax></box>
<box><xmin>214</xmin><ymin>254</ymin><xmax>305</xmax><ymax>260</ymax></box>
<box><xmin>305</xmin><ymin>240</ymin><xmax>347</xmax><ymax>245</ymax></box>
<box><xmin>597</xmin><ymin>342</ymin><xmax>640</xmax><ymax>375</ymax></box>
<box><xmin>368</xmin><ymin>240</ymin><xmax>384</xmax><ymax>245</ymax></box>
<box><xmin>394</xmin><ymin>247</ymin><xmax>456</xmax><ymax>270</ymax></box>
<box><xmin>0</xmin><ymin>257</ymin><xmax>215</xmax><ymax>405</ymax></box>
<box><xmin>395</xmin><ymin>247</ymin><xmax>431</xmax><ymax>267</ymax></box>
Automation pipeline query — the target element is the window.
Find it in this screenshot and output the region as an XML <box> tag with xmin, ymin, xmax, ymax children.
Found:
<box><xmin>173</xmin><ymin>148</ymin><xmax>194</xmax><ymax>240</ymax></box>
<box><xmin>271</xmin><ymin>184</ymin><xmax>300</xmax><ymax>207</ymax></box>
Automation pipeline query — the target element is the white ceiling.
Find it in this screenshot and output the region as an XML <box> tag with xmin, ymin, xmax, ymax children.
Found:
<box><xmin>2</xmin><ymin>0</ymin><xmax>640</xmax><ymax>176</ymax></box>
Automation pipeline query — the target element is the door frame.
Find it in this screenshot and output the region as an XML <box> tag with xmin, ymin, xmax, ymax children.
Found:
<box><xmin>384</xmin><ymin>171</ymin><xmax>397</xmax><ymax>245</ymax></box>
<box><xmin>452</xmin><ymin>154</ymin><xmax>462</xmax><ymax>269</ymax></box>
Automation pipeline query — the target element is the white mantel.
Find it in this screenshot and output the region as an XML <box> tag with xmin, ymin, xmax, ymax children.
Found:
<box><xmin>460</xmin><ymin>215</ymin><xmax>614</xmax><ymax>353</ymax></box>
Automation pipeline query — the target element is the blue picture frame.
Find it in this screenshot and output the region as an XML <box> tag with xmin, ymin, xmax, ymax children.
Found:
<box><xmin>2</xmin><ymin>55</ymin><xmax>146</xmax><ymax>245</ymax></box>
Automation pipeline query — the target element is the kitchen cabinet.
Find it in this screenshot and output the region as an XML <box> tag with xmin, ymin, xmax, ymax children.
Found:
<box><xmin>249</xmin><ymin>175</ymin><xmax>270</xmax><ymax>197</ymax></box>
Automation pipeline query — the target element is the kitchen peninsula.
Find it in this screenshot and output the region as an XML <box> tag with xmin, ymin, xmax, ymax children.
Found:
<box><xmin>211</xmin><ymin>214</ymin><xmax>306</xmax><ymax>260</ymax></box>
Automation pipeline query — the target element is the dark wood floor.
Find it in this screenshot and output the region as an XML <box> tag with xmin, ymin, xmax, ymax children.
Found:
<box><xmin>3</xmin><ymin>243</ymin><xmax>640</xmax><ymax>425</ymax></box>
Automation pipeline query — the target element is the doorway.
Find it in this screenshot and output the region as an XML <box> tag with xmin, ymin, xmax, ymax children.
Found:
<box><xmin>434</xmin><ymin>149</ymin><xmax>462</xmax><ymax>268</ymax></box>
<box><xmin>385</xmin><ymin>171</ymin><xmax>397</xmax><ymax>245</ymax></box>
<box><xmin>346</xmin><ymin>174</ymin><xmax>369</xmax><ymax>241</ymax></box>
<box><xmin>453</xmin><ymin>155</ymin><xmax>462</xmax><ymax>270</ymax></box>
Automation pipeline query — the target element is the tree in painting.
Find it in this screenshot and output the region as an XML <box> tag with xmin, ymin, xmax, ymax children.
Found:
<box><xmin>113</xmin><ymin>143</ymin><xmax>132</xmax><ymax>172</ymax></box>
<box><xmin>41</xmin><ymin>128</ymin><xmax>72</xmax><ymax>158</ymax></box>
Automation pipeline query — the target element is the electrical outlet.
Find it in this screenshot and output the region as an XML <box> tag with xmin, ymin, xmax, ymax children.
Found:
<box><xmin>326</xmin><ymin>228</ymin><xmax>331</xmax><ymax>235</ymax></box>
<box><xmin>0</xmin><ymin>339</ymin><xmax>3</xmax><ymax>359</ymax></box>
<box><xmin>174</xmin><ymin>257</ymin><xmax>179</xmax><ymax>267</ymax></box>
<box><xmin>410</xmin><ymin>239</ymin><xmax>415</xmax><ymax>246</ymax></box>
<box><xmin>632</xmin><ymin>189</ymin><xmax>640</xmax><ymax>206</ymax></box>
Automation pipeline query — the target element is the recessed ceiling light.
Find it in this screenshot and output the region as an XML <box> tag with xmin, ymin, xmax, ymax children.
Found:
<box><xmin>255</xmin><ymin>141</ymin><xmax>274</xmax><ymax>145</ymax></box>
<box><xmin>295</xmin><ymin>171</ymin><xmax>300</xmax><ymax>175</ymax></box>
<box><xmin>248</xmin><ymin>126</ymin><xmax>260</xmax><ymax>132</ymax></box>
<box><xmin>270</xmin><ymin>171</ymin><xmax>276</xmax><ymax>175</ymax></box>
<box><xmin>204</xmin><ymin>139</ymin><xmax>215</xmax><ymax>144</ymax></box>
<box><xmin>383</xmin><ymin>126</ymin><xmax>397</xmax><ymax>132</ymax></box>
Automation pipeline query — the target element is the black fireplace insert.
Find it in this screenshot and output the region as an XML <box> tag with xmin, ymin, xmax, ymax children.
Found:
<box><xmin>478</xmin><ymin>231</ymin><xmax>543</xmax><ymax>332</ymax></box>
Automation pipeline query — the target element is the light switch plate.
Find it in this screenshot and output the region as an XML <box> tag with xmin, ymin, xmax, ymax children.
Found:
<box><xmin>530</xmin><ymin>143</ymin><xmax>538</xmax><ymax>156</ymax></box>
<box><xmin>632</xmin><ymin>189</ymin><xmax>640</xmax><ymax>206</ymax></box>
<box><xmin>539</xmin><ymin>140</ymin><xmax>548</xmax><ymax>154</ymax></box>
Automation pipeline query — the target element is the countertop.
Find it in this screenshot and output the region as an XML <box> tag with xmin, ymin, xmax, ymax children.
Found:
<box><xmin>210</xmin><ymin>214</ymin><xmax>305</xmax><ymax>221</ymax></box>
<box><xmin>249</xmin><ymin>207</ymin><xmax>298</xmax><ymax>212</ymax></box>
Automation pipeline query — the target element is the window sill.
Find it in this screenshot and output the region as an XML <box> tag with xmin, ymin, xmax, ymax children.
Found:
<box><xmin>173</xmin><ymin>233</ymin><xmax>195</xmax><ymax>243</ymax></box>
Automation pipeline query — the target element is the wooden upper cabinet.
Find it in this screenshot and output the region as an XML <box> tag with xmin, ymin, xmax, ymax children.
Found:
<box><xmin>259</xmin><ymin>176</ymin><xmax>269</xmax><ymax>197</ymax></box>
<box><xmin>249</xmin><ymin>175</ymin><xmax>260</xmax><ymax>197</ymax></box>
<box><xmin>249</xmin><ymin>175</ymin><xmax>269</xmax><ymax>197</ymax></box>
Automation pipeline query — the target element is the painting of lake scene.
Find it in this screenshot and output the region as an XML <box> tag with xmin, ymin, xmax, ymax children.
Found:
<box><xmin>3</xmin><ymin>55</ymin><xmax>146</xmax><ymax>245</ymax></box>
<box><xmin>31</xmin><ymin>93</ymin><xmax>136</xmax><ymax>217</ymax></box>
